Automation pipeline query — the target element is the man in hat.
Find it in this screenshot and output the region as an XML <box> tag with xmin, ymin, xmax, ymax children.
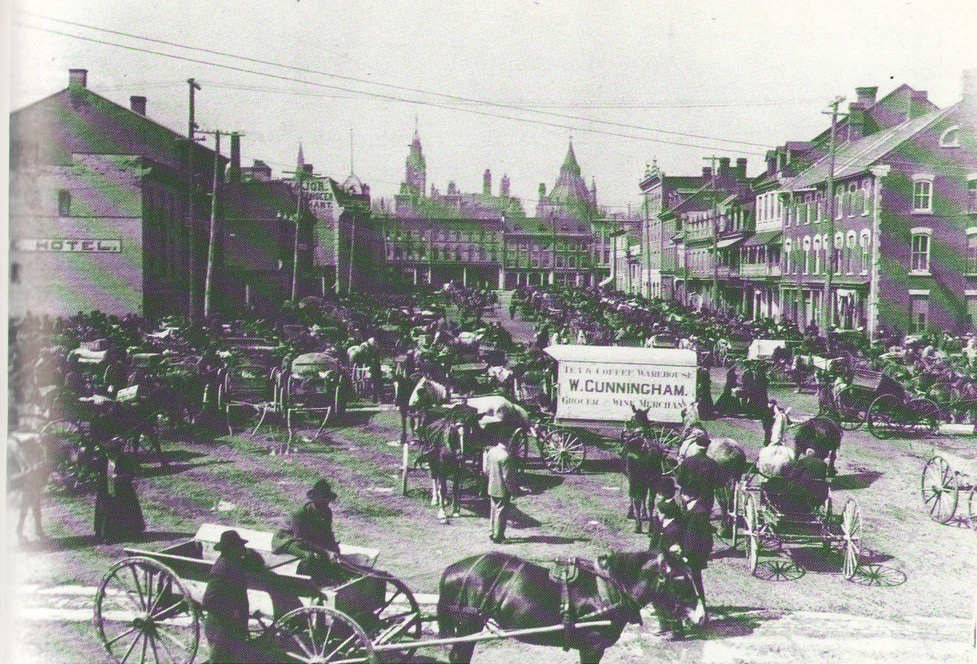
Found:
<box><xmin>272</xmin><ymin>479</ymin><xmax>343</xmax><ymax>583</ymax></box>
<box><xmin>202</xmin><ymin>530</ymin><xmax>265</xmax><ymax>664</ymax></box>
<box><xmin>483</xmin><ymin>438</ymin><xmax>516</xmax><ymax>543</ymax></box>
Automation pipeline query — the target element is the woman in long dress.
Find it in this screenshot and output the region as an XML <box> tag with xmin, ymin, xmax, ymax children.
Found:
<box><xmin>94</xmin><ymin>443</ymin><xmax>145</xmax><ymax>542</ymax></box>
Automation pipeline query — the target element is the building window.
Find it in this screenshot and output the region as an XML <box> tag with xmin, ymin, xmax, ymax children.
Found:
<box><xmin>784</xmin><ymin>239</ymin><xmax>792</xmax><ymax>273</ymax></box>
<box><xmin>860</xmin><ymin>230</ymin><xmax>871</xmax><ymax>275</ymax></box>
<box><xmin>910</xmin><ymin>295</ymin><xmax>929</xmax><ymax>333</ymax></box>
<box><xmin>968</xmin><ymin>175</ymin><xmax>977</xmax><ymax>215</ymax></box>
<box><xmin>913</xmin><ymin>176</ymin><xmax>934</xmax><ymax>213</ymax></box>
<box><xmin>58</xmin><ymin>190</ymin><xmax>71</xmax><ymax>216</ymax></box>
<box><xmin>862</xmin><ymin>182</ymin><xmax>872</xmax><ymax>215</ymax></box>
<box><xmin>939</xmin><ymin>125</ymin><xmax>961</xmax><ymax>148</ymax></box>
<box><xmin>10</xmin><ymin>263</ymin><xmax>21</xmax><ymax>285</ymax></box>
<box><xmin>846</xmin><ymin>231</ymin><xmax>857</xmax><ymax>274</ymax></box>
<box><xmin>812</xmin><ymin>236</ymin><xmax>821</xmax><ymax>274</ymax></box>
<box><xmin>910</xmin><ymin>228</ymin><xmax>932</xmax><ymax>273</ymax></box>
<box><xmin>834</xmin><ymin>189</ymin><xmax>844</xmax><ymax>220</ymax></box>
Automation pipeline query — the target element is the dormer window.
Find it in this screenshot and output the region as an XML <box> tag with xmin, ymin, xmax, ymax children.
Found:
<box><xmin>939</xmin><ymin>125</ymin><xmax>961</xmax><ymax>148</ymax></box>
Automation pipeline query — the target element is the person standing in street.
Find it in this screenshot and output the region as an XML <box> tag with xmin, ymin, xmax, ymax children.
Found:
<box><xmin>483</xmin><ymin>439</ymin><xmax>516</xmax><ymax>543</ymax></box>
<box><xmin>202</xmin><ymin>530</ymin><xmax>266</xmax><ymax>664</ymax></box>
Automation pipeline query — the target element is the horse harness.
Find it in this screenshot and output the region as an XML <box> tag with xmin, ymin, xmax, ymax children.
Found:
<box><xmin>548</xmin><ymin>556</ymin><xmax>644</xmax><ymax>647</ymax></box>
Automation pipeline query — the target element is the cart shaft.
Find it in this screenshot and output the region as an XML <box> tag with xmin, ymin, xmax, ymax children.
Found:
<box><xmin>370</xmin><ymin>619</ymin><xmax>613</xmax><ymax>652</ymax></box>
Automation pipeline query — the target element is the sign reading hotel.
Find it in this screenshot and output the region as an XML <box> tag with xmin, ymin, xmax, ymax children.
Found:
<box><xmin>544</xmin><ymin>345</ymin><xmax>697</xmax><ymax>423</ymax></box>
<box><xmin>14</xmin><ymin>238</ymin><xmax>123</xmax><ymax>253</ymax></box>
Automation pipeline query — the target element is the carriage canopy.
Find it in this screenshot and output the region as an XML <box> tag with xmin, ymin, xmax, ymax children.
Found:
<box><xmin>544</xmin><ymin>345</ymin><xmax>697</xmax><ymax>423</ymax></box>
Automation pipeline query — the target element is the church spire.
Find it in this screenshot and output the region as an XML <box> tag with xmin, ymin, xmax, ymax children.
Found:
<box><xmin>297</xmin><ymin>142</ymin><xmax>305</xmax><ymax>170</ymax></box>
<box><xmin>560</xmin><ymin>139</ymin><xmax>581</xmax><ymax>177</ymax></box>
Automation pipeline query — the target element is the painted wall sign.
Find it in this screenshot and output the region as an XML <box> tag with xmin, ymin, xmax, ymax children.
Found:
<box><xmin>13</xmin><ymin>238</ymin><xmax>123</xmax><ymax>253</ymax></box>
<box><xmin>544</xmin><ymin>344</ymin><xmax>697</xmax><ymax>423</ymax></box>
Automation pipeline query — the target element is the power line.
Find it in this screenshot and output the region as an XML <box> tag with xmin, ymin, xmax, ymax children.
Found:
<box><xmin>16</xmin><ymin>12</ymin><xmax>776</xmax><ymax>150</ymax></box>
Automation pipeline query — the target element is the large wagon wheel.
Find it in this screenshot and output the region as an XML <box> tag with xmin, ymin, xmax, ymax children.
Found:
<box><xmin>540</xmin><ymin>428</ymin><xmax>586</xmax><ymax>474</ymax></box>
<box><xmin>745</xmin><ymin>493</ymin><xmax>761</xmax><ymax>575</ymax></box>
<box><xmin>867</xmin><ymin>394</ymin><xmax>904</xmax><ymax>439</ymax></box>
<box><xmin>272</xmin><ymin>606</ymin><xmax>376</xmax><ymax>664</ymax></box>
<box><xmin>40</xmin><ymin>419</ymin><xmax>97</xmax><ymax>493</ymax></box>
<box><xmin>907</xmin><ymin>397</ymin><xmax>944</xmax><ymax>437</ymax></box>
<box><xmin>355</xmin><ymin>575</ymin><xmax>422</xmax><ymax>656</ymax></box>
<box><xmin>966</xmin><ymin>484</ymin><xmax>977</xmax><ymax>530</ymax></box>
<box><xmin>94</xmin><ymin>557</ymin><xmax>200</xmax><ymax>664</ymax></box>
<box><xmin>509</xmin><ymin>427</ymin><xmax>531</xmax><ymax>463</ymax></box>
<box><xmin>730</xmin><ymin>482</ymin><xmax>743</xmax><ymax>547</ymax></box>
<box><xmin>841</xmin><ymin>498</ymin><xmax>862</xmax><ymax>580</ymax></box>
<box><xmin>835</xmin><ymin>386</ymin><xmax>867</xmax><ymax>431</ymax></box>
<box><xmin>920</xmin><ymin>455</ymin><xmax>959</xmax><ymax>523</ymax></box>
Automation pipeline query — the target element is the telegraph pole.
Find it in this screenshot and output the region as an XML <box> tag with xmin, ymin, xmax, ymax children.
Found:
<box><xmin>703</xmin><ymin>155</ymin><xmax>720</xmax><ymax>311</ymax></box>
<box><xmin>822</xmin><ymin>96</ymin><xmax>846</xmax><ymax>332</ymax></box>
<box><xmin>284</xmin><ymin>165</ymin><xmax>324</xmax><ymax>301</ymax></box>
<box><xmin>200</xmin><ymin>129</ymin><xmax>236</xmax><ymax>319</ymax></box>
<box><xmin>185</xmin><ymin>78</ymin><xmax>203</xmax><ymax>320</ymax></box>
<box><xmin>187</xmin><ymin>78</ymin><xmax>201</xmax><ymax>140</ymax></box>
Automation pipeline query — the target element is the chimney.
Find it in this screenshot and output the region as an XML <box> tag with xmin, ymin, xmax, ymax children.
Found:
<box><xmin>483</xmin><ymin>169</ymin><xmax>492</xmax><ymax>196</ymax></box>
<box><xmin>735</xmin><ymin>158</ymin><xmax>748</xmax><ymax>178</ymax></box>
<box><xmin>68</xmin><ymin>68</ymin><xmax>88</xmax><ymax>89</ymax></box>
<box><xmin>539</xmin><ymin>183</ymin><xmax>546</xmax><ymax>199</ymax></box>
<box><xmin>500</xmin><ymin>174</ymin><xmax>510</xmax><ymax>198</ymax></box>
<box><xmin>855</xmin><ymin>86</ymin><xmax>878</xmax><ymax>106</ymax></box>
<box><xmin>229</xmin><ymin>133</ymin><xmax>241</xmax><ymax>183</ymax></box>
<box><xmin>963</xmin><ymin>69</ymin><xmax>977</xmax><ymax>113</ymax></box>
<box><xmin>129</xmin><ymin>96</ymin><xmax>147</xmax><ymax>115</ymax></box>
<box><xmin>908</xmin><ymin>90</ymin><xmax>929</xmax><ymax>120</ymax></box>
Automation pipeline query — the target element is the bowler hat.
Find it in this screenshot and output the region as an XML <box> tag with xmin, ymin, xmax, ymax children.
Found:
<box><xmin>307</xmin><ymin>479</ymin><xmax>338</xmax><ymax>503</ymax></box>
<box><xmin>214</xmin><ymin>529</ymin><xmax>248</xmax><ymax>553</ymax></box>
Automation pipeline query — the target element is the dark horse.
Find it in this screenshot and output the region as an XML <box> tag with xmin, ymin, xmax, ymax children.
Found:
<box><xmin>437</xmin><ymin>548</ymin><xmax>705</xmax><ymax>663</ymax></box>
<box><xmin>793</xmin><ymin>415</ymin><xmax>843</xmax><ymax>477</ymax></box>
<box><xmin>621</xmin><ymin>407</ymin><xmax>665</xmax><ymax>534</ymax></box>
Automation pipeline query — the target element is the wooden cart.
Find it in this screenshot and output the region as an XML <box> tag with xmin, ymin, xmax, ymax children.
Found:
<box><xmin>94</xmin><ymin>523</ymin><xmax>422</xmax><ymax>664</ymax></box>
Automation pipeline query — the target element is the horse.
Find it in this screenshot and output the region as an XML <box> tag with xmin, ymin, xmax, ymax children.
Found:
<box><xmin>437</xmin><ymin>548</ymin><xmax>705</xmax><ymax>663</ymax></box>
<box><xmin>7</xmin><ymin>433</ymin><xmax>51</xmax><ymax>542</ymax></box>
<box><xmin>676</xmin><ymin>428</ymin><xmax>746</xmax><ymax>536</ymax></box>
<box><xmin>620</xmin><ymin>432</ymin><xmax>665</xmax><ymax>534</ymax></box>
<box><xmin>770</xmin><ymin>404</ymin><xmax>843</xmax><ymax>477</ymax></box>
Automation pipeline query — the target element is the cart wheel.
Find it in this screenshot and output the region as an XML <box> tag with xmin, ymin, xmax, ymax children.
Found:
<box><xmin>357</xmin><ymin>575</ymin><xmax>422</xmax><ymax>656</ymax></box>
<box><xmin>272</xmin><ymin>606</ymin><xmax>376</xmax><ymax>664</ymax></box>
<box><xmin>730</xmin><ymin>483</ymin><xmax>741</xmax><ymax>547</ymax></box>
<box><xmin>40</xmin><ymin>419</ymin><xmax>96</xmax><ymax>494</ymax></box>
<box><xmin>655</xmin><ymin>426</ymin><xmax>684</xmax><ymax>453</ymax></box>
<box><xmin>94</xmin><ymin>557</ymin><xmax>200</xmax><ymax>664</ymax></box>
<box><xmin>867</xmin><ymin>394</ymin><xmax>902</xmax><ymax>439</ymax></box>
<box><xmin>745</xmin><ymin>494</ymin><xmax>760</xmax><ymax>575</ymax></box>
<box><xmin>841</xmin><ymin>498</ymin><xmax>862</xmax><ymax>580</ymax></box>
<box><xmin>541</xmin><ymin>429</ymin><xmax>586</xmax><ymax>474</ymax></box>
<box><xmin>509</xmin><ymin>427</ymin><xmax>530</xmax><ymax>462</ymax></box>
<box><xmin>921</xmin><ymin>455</ymin><xmax>959</xmax><ymax>524</ymax></box>
<box><xmin>836</xmin><ymin>386</ymin><xmax>865</xmax><ymax>431</ymax></box>
<box><xmin>907</xmin><ymin>397</ymin><xmax>944</xmax><ymax>436</ymax></box>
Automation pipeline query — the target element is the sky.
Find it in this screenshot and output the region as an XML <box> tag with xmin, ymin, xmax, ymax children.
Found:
<box><xmin>6</xmin><ymin>0</ymin><xmax>977</xmax><ymax>215</ymax></box>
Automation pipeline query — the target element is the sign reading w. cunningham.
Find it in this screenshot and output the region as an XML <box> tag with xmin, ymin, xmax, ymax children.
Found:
<box><xmin>544</xmin><ymin>345</ymin><xmax>697</xmax><ymax>423</ymax></box>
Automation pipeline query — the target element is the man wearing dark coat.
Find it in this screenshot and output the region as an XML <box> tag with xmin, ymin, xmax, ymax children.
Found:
<box><xmin>674</xmin><ymin>439</ymin><xmax>721</xmax><ymax>516</ymax></box>
<box><xmin>695</xmin><ymin>366</ymin><xmax>714</xmax><ymax>420</ymax></box>
<box><xmin>202</xmin><ymin>530</ymin><xmax>265</xmax><ymax>664</ymax></box>
<box><xmin>272</xmin><ymin>479</ymin><xmax>343</xmax><ymax>584</ymax></box>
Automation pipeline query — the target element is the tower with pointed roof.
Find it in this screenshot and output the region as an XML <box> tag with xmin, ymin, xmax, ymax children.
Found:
<box><xmin>401</xmin><ymin>121</ymin><xmax>426</xmax><ymax>199</ymax></box>
<box><xmin>535</xmin><ymin>139</ymin><xmax>598</xmax><ymax>227</ymax></box>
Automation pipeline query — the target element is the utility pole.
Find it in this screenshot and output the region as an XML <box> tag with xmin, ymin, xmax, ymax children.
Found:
<box><xmin>185</xmin><ymin>78</ymin><xmax>203</xmax><ymax>320</ymax></box>
<box><xmin>200</xmin><ymin>130</ymin><xmax>236</xmax><ymax>319</ymax></box>
<box><xmin>293</xmin><ymin>169</ymin><xmax>306</xmax><ymax>301</ymax></box>
<box><xmin>703</xmin><ymin>155</ymin><xmax>720</xmax><ymax>312</ymax></box>
<box><xmin>822</xmin><ymin>96</ymin><xmax>846</xmax><ymax>332</ymax></box>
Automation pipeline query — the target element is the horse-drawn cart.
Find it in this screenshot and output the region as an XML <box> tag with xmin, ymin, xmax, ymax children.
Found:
<box><xmin>279</xmin><ymin>352</ymin><xmax>348</xmax><ymax>441</ymax></box>
<box><xmin>94</xmin><ymin>523</ymin><xmax>421</xmax><ymax>664</ymax></box>
<box><xmin>733</xmin><ymin>470</ymin><xmax>863</xmax><ymax>581</ymax></box>
<box><xmin>919</xmin><ymin>440</ymin><xmax>977</xmax><ymax>527</ymax></box>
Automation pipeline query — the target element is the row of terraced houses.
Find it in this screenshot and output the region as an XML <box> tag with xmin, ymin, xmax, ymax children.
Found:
<box><xmin>9</xmin><ymin>68</ymin><xmax>977</xmax><ymax>340</ymax></box>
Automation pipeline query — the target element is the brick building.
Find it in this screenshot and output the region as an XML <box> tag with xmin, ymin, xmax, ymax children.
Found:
<box><xmin>9</xmin><ymin>69</ymin><xmax>224</xmax><ymax>319</ymax></box>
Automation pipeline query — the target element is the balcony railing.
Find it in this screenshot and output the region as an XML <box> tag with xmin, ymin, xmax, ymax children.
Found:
<box><xmin>740</xmin><ymin>263</ymin><xmax>783</xmax><ymax>278</ymax></box>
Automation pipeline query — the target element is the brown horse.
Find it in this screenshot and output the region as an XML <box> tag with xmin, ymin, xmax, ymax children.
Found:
<box><xmin>437</xmin><ymin>548</ymin><xmax>705</xmax><ymax>663</ymax></box>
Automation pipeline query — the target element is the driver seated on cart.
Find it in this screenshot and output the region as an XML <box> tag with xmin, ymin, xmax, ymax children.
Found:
<box><xmin>272</xmin><ymin>479</ymin><xmax>346</xmax><ymax>585</ymax></box>
<box><xmin>761</xmin><ymin>452</ymin><xmax>830</xmax><ymax>514</ymax></box>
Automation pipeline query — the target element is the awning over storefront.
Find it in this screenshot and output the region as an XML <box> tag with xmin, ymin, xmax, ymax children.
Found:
<box><xmin>741</xmin><ymin>230</ymin><xmax>783</xmax><ymax>247</ymax></box>
<box><xmin>717</xmin><ymin>235</ymin><xmax>748</xmax><ymax>249</ymax></box>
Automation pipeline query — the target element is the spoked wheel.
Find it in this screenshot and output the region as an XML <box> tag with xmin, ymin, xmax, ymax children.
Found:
<box><xmin>40</xmin><ymin>419</ymin><xmax>97</xmax><ymax>493</ymax></box>
<box><xmin>966</xmin><ymin>485</ymin><xmax>977</xmax><ymax>530</ymax></box>
<box><xmin>836</xmin><ymin>386</ymin><xmax>866</xmax><ymax>431</ymax></box>
<box><xmin>867</xmin><ymin>394</ymin><xmax>904</xmax><ymax>439</ymax></box>
<box><xmin>730</xmin><ymin>483</ymin><xmax>742</xmax><ymax>547</ymax></box>
<box><xmin>907</xmin><ymin>397</ymin><xmax>944</xmax><ymax>437</ymax></box>
<box><xmin>94</xmin><ymin>557</ymin><xmax>200</xmax><ymax>664</ymax></box>
<box><xmin>509</xmin><ymin>427</ymin><xmax>531</xmax><ymax>463</ymax></box>
<box><xmin>920</xmin><ymin>455</ymin><xmax>959</xmax><ymax>524</ymax></box>
<box><xmin>272</xmin><ymin>606</ymin><xmax>377</xmax><ymax>664</ymax></box>
<box><xmin>841</xmin><ymin>498</ymin><xmax>862</xmax><ymax>580</ymax></box>
<box><xmin>356</xmin><ymin>575</ymin><xmax>422</xmax><ymax>657</ymax></box>
<box><xmin>541</xmin><ymin>429</ymin><xmax>586</xmax><ymax>474</ymax></box>
<box><xmin>745</xmin><ymin>494</ymin><xmax>761</xmax><ymax>575</ymax></box>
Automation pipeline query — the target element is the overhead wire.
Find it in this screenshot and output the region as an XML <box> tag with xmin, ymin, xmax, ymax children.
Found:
<box><xmin>15</xmin><ymin>12</ymin><xmax>776</xmax><ymax>152</ymax></box>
